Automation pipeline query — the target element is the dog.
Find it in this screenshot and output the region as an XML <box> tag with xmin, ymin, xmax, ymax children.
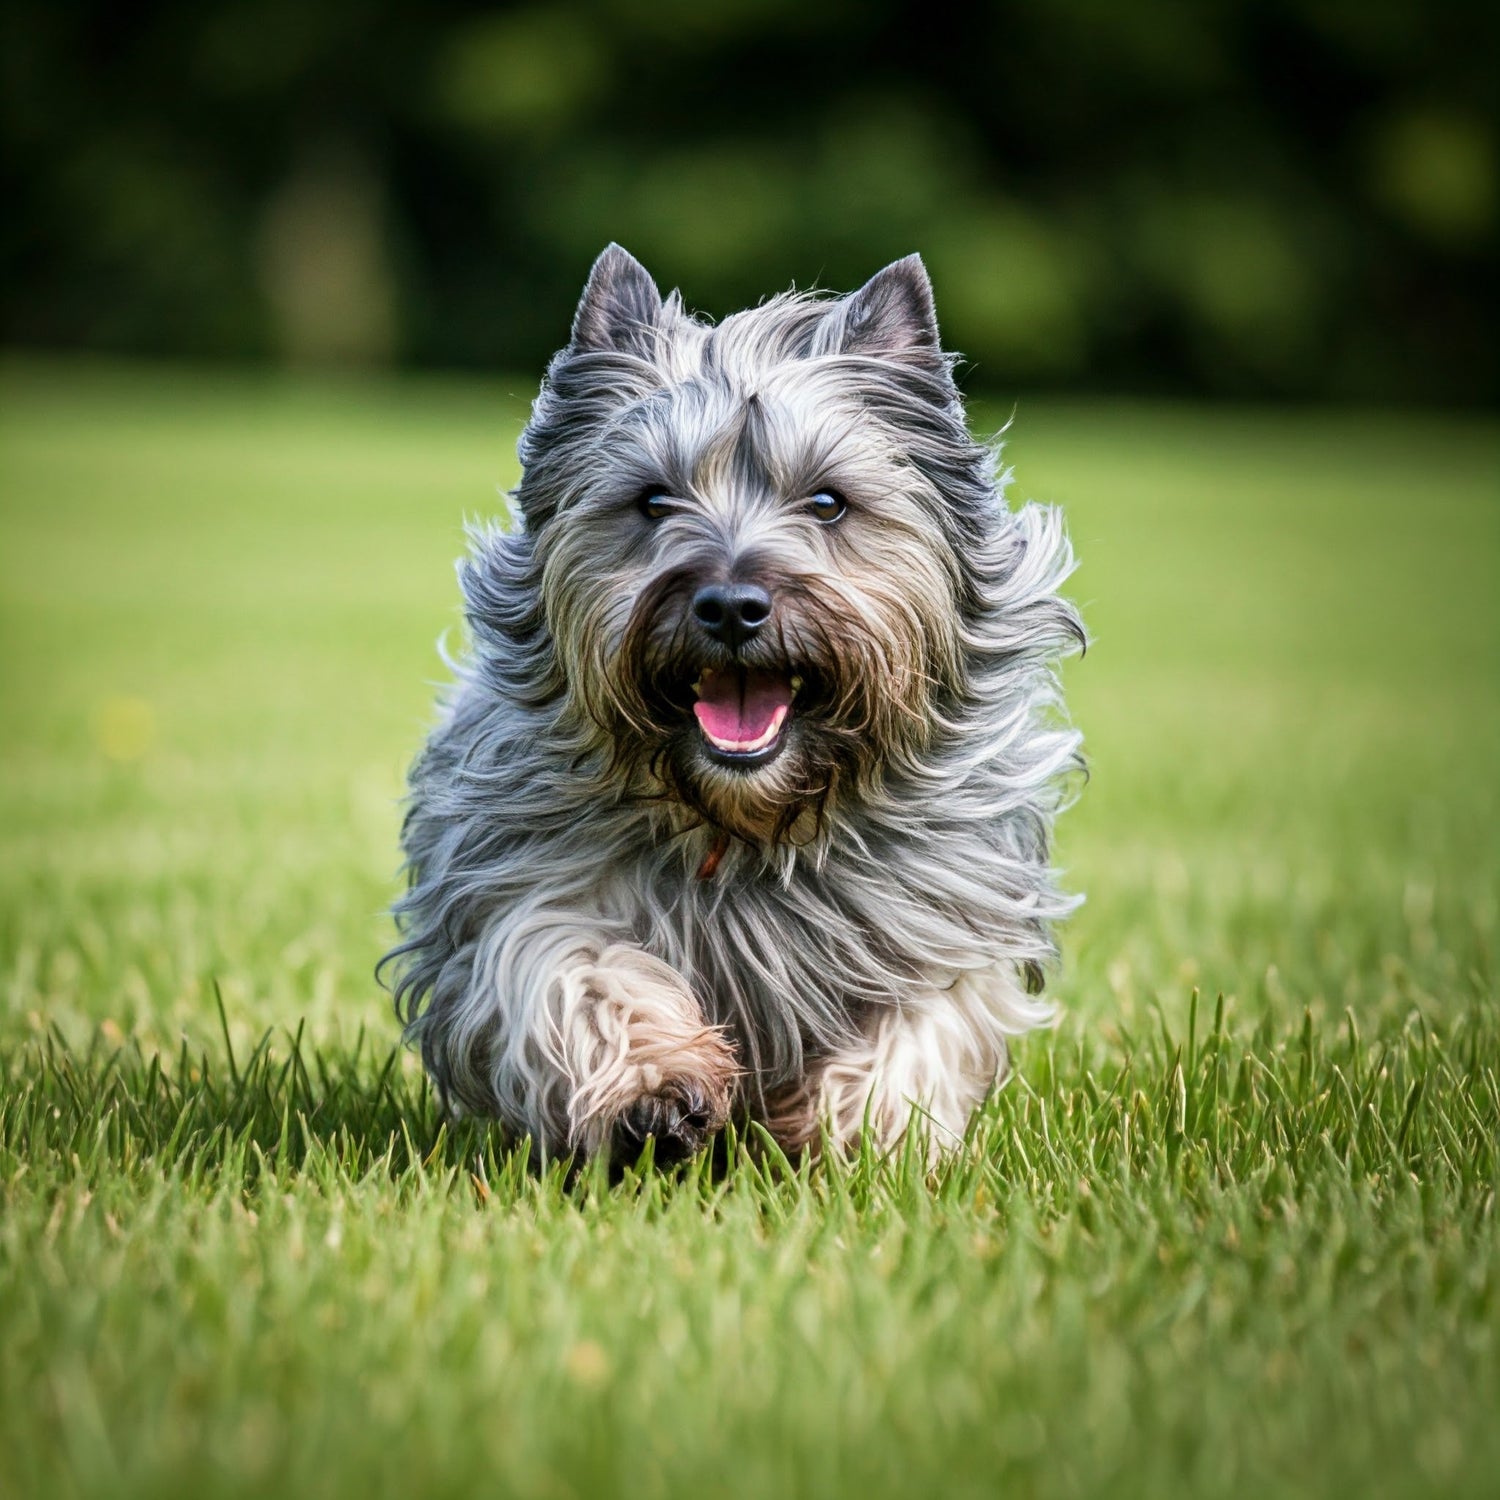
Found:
<box><xmin>382</xmin><ymin>245</ymin><xmax>1083</xmax><ymax>1167</ymax></box>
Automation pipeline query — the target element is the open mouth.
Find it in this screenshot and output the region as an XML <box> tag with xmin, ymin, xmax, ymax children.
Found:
<box><xmin>691</xmin><ymin>666</ymin><xmax>800</xmax><ymax>767</ymax></box>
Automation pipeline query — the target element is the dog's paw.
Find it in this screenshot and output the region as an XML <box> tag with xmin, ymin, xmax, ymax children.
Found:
<box><xmin>610</xmin><ymin>1082</ymin><xmax>721</xmax><ymax>1169</ymax></box>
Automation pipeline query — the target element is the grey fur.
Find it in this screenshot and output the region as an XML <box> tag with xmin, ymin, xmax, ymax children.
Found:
<box><xmin>381</xmin><ymin>246</ymin><xmax>1084</xmax><ymax>1160</ymax></box>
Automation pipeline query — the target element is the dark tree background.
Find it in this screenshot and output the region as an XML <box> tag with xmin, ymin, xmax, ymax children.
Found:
<box><xmin>3</xmin><ymin>0</ymin><xmax>1494</xmax><ymax>402</ymax></box>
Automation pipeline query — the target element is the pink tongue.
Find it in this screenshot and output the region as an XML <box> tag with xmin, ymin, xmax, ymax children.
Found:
<box><xmin>693</xmin><ymin>668</ymin><xmax>794</xmax><ymax>747</ymax></box>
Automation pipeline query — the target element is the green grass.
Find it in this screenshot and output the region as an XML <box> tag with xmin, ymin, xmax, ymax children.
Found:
<box><xmin>1</xmin><ymin>355</ymin><xmax>1496</xmax><ymax>1500</ymax></box>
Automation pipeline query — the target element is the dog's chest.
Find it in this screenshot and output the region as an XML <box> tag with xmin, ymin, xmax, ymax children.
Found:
<box><xmin>609</xmin><ymin>843</ymin><xmax>924</xmax><ymax>1045</ymax></box>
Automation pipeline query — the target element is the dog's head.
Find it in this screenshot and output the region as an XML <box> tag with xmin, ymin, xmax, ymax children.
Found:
<box><xmin>511</xmin><ymin>245</ymin><xmax>1004</xmax><ymax>843</ymax></box>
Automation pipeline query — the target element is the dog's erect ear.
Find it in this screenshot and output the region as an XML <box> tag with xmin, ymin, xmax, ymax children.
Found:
<box><xmin>570</xmin><ymin>244</ymin><xmax>664</xmax><ymax>354</ymax></box>
<box><xmin>831</xmin><ymin>254</ymin><xmax>941</xmax><ymax>360</ymax></box>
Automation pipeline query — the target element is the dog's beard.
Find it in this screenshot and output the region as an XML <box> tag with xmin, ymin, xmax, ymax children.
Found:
<box><xmin>583</xmin><ymin>564</ymin><xmax>937</xmax><ymax>845</ymax></box>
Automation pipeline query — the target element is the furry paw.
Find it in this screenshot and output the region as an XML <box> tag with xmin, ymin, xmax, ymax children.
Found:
<box><xmin>610</xmin><ymin>1082</ymin><xmax>722</xmax><ymax>1168</ymax></box>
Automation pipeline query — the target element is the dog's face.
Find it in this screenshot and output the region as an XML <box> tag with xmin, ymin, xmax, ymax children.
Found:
<box><xmin>517</xmin><ymin>246</ymin><xmax>995</xmax><ymax>843</ymax></box>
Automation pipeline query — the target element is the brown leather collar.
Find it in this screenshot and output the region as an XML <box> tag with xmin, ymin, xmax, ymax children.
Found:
<box><xmin>695</xmin><ymin>831</ymin><xmax>730</xmax><ymax>880</ymax></box>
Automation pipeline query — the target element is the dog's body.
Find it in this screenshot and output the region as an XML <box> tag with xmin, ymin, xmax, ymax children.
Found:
<box><xmin>384</xmin><ymin>246</ymin><xmax>1083</xmax><ymax>1164</ymax></box>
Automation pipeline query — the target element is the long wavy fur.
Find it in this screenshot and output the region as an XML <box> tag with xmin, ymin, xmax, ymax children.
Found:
<box><xmin>381</xmin><ymin>247</ymin><xmax>1084</xmax><ymax>1159</ymax></box>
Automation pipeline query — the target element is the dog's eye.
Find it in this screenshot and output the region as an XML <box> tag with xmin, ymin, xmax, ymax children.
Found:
<box><xmin>636</xmin><ymin>490</ymin><xmax>674</xmax><ymax>521</ymax></box>
<box><xmin>807</xmin><ymin>491</ymin><xmax>848</xmax><ymax>524</ymax></box>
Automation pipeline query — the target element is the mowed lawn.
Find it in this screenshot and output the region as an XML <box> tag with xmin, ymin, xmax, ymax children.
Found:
<box><xmin>1</xmin><ymin>356</ymin><xmax>1496</xmax><ymax>1500</ymax></box>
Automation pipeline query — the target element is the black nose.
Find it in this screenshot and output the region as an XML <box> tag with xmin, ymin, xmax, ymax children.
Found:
<box><xmin>691</xmin><ymin>582</ymin><xmax>772</xmax><ymax>651</ymax></box>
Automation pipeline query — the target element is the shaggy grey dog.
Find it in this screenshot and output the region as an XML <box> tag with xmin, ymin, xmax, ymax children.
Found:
<box><xmin>383</xmin><ymin>245</ymin><xmax>1083</xmax><ymax>1166</ymax></box>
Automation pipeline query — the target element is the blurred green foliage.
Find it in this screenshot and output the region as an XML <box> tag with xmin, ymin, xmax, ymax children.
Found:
<box><xmin>2</xmin><ymin>0</ymin><xmax>1495</xmax><ymax>401</ymax></box>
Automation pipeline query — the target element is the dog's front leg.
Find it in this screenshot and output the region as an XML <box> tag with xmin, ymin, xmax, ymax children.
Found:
<box><xmin>451</xmin><ymin>918</ymin><xmax>738</xmax><ymax>1165</ymax></box>
<box><xmin>764</xmin><ymin>968</ymin><xmax>1046</xmax><ymax>1163</ymax></box>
